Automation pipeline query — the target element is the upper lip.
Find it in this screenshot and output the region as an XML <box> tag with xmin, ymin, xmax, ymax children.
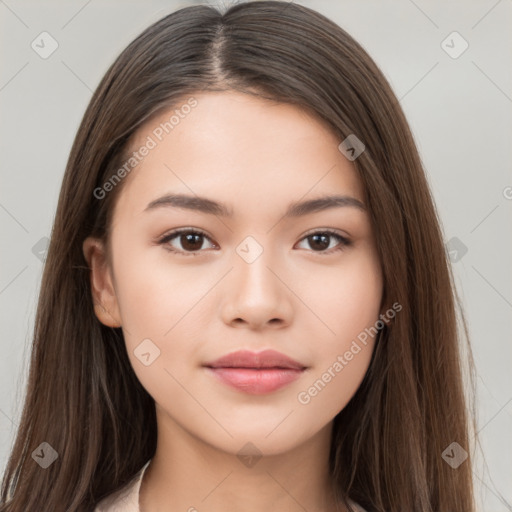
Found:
<box><xmin>203</xmin><ymin>349</ymin><xmax>306</xmax><ymax>370</ymax></box>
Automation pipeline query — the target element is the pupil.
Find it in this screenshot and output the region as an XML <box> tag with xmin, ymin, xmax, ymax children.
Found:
<box><xmin>182</xmin><ymin>233</ymin><xmax>202</xmax><ymax>251</ymax></box>
<box><xmin>311</xmin><ymin>234</ymin><xmax>329</xmax><ymax>251</ymax></box>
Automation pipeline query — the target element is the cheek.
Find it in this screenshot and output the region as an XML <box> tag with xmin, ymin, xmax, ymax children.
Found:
<box><xmin>111</xmin><ymin>241</ymin><xmax>201</xmax><ymax>337</ymax></box>
<box><xmin>299</xmin><ymin>247</ymin><xmax>383</xmax><ymax>349</ymax></box>
<box><xmin>295</xmin><ymin>345</ymin><xmax>372</xmax><ymax>435</ymax></box>
<box><xmin>111</xmin><ymin>241</ymin><xmax>212</xmax><ymax>386</ymax></box>
<box><xmin>330</xmin><ymin>257</ymin><xmax>382</xmax><ymax>342</ymax></box>
<box><xmin>296</xmin><ymin>249</ymin><xmax>382</xmax><ymax>409</ymax></box>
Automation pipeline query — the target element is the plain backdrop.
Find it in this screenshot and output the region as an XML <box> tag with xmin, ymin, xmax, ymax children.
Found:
<box><xmin>1</xmin><ymin>1</ymin><xmax>511</xmax><ymax>510</ymax></box>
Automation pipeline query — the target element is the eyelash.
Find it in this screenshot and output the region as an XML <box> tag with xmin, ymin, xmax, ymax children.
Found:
<box><xmin>157</xmin><ymin>228</ymin><xmax>352</xmax><ymax>257</ymax></box>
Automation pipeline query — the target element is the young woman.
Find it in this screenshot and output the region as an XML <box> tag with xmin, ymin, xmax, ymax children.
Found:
<box><xmin>0</xmin><ymin>2</ymin><xmax>478</xmax><ymax>511</ymax></box>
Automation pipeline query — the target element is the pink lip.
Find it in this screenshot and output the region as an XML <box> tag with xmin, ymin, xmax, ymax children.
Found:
<box><xmin>203</xmin><ymin>349</ymin><xmax>307</xmax><ymax>394</ymax></box>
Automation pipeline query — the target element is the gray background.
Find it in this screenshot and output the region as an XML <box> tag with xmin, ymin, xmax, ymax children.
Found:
<box><xmin>1</xmin><ymin>1</ymin><xmax>511</xmax><ymax>510</ymax></box>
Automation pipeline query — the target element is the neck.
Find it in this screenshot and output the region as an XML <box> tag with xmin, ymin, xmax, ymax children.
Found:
<box><xmin>139</xmin><ymin>411</ymin><xmax>343</xmax><ymax>512</ymax></box>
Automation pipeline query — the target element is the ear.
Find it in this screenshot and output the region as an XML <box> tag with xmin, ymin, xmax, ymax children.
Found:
<box><xmin>82</xmin><ymin>237</ymin><xmax>122</xmax><ymax>328</ymax></box>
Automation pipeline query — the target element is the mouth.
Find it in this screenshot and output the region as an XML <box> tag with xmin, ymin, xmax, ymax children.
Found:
<box><xmin>202</xmin><ymin>349</ymin><xmax>307</xmax><ymax>394</ymax></box>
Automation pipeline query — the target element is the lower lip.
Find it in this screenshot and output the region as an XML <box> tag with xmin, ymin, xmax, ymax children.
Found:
<box><xmin>204</xmin><ymin>367</ymin><xmax>304</xmax><ymax>394</ymax></box>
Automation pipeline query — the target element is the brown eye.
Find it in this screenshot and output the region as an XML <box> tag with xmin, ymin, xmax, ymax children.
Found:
<box><xmin>159</xmin><ymin>229</ymin><xmax>215</xmax><ymax>255</ymax></box>
<box><xmin>307</xmin><ymin>233</ymin><xmax>331</xmax><ymax>251</ymax></box>
<box><xmin>296</xmin><ymin>231</ymin><xmax>351</xmax><ymax>255</ymax></box>
<box><xmin>178</xmin><ymin>232</ymin><xmax>205</xmax><ymax>252</ymax></box>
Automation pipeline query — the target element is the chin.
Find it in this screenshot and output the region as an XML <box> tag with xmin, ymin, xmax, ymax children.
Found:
<box><xmin>202</xmin><ymin>423</ymin><xmax>317</xmax><ymax>458</ymax></box>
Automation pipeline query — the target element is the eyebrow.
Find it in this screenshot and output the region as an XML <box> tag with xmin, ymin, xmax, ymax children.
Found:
<box><xmin>144</xmin><ymin>193</ymin><xmax>366</xmax><ymax>218</ymax></box>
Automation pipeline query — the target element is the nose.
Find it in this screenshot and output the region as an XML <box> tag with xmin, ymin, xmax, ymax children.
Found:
<box><xmin>220</xmin><ymin>247</ymin><xmax>293</xmax><ymax>331</ymax></box>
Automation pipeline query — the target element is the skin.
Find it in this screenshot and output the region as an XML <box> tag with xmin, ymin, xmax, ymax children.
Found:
<box><xmin>83</xmin><ymin>91</ymin><xmax>383</xmax><ymax>512</ymax></box>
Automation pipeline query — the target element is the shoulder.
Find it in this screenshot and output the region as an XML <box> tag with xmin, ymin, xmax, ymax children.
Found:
<box><xmin>94</xmin><ymin>479</ymin><xmax>138</xmax><ymax>512</ymax></box>
<box><xmin>347</xmin><ymin>498</ymin><xmax>368</xmax><ymax>512</ymax></box>
<box><xmin>94</xmin><ymin>461</ymin><xmax>150</xmax><ymax>512</ymax></box>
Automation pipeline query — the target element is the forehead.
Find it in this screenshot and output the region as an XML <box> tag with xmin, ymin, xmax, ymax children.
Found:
<box><xmin>113</xmin><ymin>91</ymin><xmax>365</xmax><ymax>219</ymax></box>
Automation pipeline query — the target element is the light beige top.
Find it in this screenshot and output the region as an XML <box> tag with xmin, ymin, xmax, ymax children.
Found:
<box><xmin>94</xmin><ymin>460</ymin><xmax>151</xmax><ymax>512</ymax></box>
<box><xmin>94</xmin><ymin>459</ymin><xmax>367</xmax><ymax>511</ymax></box>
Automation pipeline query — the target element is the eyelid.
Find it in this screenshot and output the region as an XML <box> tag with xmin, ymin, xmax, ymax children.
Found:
<box><xmin>300</xmin><ymin>226</ymin><xmax>350</xmax><ymax>239</ymax></box>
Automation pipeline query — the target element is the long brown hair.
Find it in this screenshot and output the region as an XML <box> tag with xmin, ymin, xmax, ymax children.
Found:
<box><xmin>0</xmin><ymin>2</ymin><xmax>478</xmax><ymax>510</ymax></box>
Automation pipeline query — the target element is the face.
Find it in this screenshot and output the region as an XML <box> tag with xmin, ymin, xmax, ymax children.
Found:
<box><xmin>83</xmin><ymin>91</ymin><xmax>383</xmax><ymax>456</ymax></box>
